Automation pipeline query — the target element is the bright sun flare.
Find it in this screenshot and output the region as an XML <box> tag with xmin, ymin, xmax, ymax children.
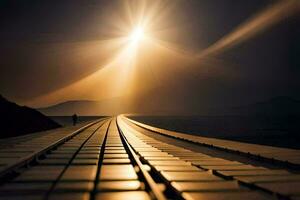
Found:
<box><xmin>129</xmin><ymin>27</ymin><xmax>145</xmax><ymax>43</ymax></box>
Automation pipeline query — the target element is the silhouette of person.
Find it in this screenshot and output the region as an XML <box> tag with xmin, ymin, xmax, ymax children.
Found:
<box><xmin>72</xmin><ymin>114</ymin><xmax>78</xmax><ymax>126</ymax></box>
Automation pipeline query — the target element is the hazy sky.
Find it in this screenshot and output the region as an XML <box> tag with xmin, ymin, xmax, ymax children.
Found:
<box><xmin>0</xmin><ymin>0</ymin><xmax>299</xmax><ymax>112</ymax></box>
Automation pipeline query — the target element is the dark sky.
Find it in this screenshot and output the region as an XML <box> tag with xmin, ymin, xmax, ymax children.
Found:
<box><xmin>0</xmin><ymin>0</ymin><xmax>299</xmax><ymax>112</ymax></box>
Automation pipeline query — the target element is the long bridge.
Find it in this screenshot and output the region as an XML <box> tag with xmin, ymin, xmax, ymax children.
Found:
<box><xmin>0</xmin><ymin>116</ymin><xmax>299</xmax><ymax>200</ymax></box>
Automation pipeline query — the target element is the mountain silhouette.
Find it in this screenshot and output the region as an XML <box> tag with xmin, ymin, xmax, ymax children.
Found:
<box><xmin>38</xmin><ymin>95</ymin><xmax>300</xmax><ymax>116</ymax></box>
<box><xmin>0</xmin><ymin>95</ymin><xmax>61</xmax><ymax>138</ymax></box>
<box><xmin>38</xmin><ymin>97</ymin><xmax>131</xmax><ymax>116</ymax></box>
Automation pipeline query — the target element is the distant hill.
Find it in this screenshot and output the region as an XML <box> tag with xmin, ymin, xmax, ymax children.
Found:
<box><xmin>37</xmin><ymin>97</ymin><xmax>131</xmax><ymax>116</ymax></box>
<box><xmin>38</xmin><ymin>96</ymin><xmax>300</xmax><ymax>116</ymax></box>
<box><xmin>0</xmin><ymin>95</ymin><xmax>61</xmax><ymax>138</ymax></box>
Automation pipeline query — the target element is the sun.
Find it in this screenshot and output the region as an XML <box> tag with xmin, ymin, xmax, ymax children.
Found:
<box><xmin>129</xmin><ymin>27</ymin><xmax>145</xmax><ymax>43</ymax></box>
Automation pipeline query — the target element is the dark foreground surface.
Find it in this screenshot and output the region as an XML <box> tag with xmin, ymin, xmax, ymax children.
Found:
<box><xmin>129</xmin><ymin>115</ymin><xmax>300</xmax><ymax>149</ymax></box>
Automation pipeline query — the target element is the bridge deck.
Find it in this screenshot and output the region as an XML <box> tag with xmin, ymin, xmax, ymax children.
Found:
<box><xmin>0</xmin><ymin>116</ymin><xmax>299</xmax><ymax>200</ymax></box>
